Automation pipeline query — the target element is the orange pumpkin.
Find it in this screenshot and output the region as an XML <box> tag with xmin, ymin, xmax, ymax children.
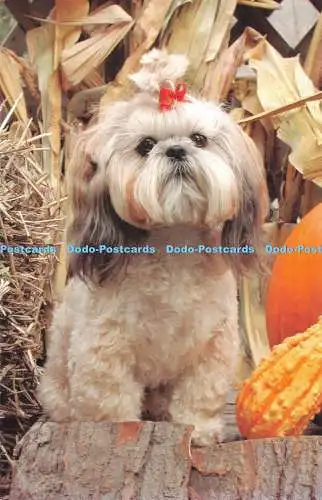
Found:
<box><xmin>266</xmin><ymin>203</ymin><xmax>322</xmax><ymax>348</ymax></box>
<box><xmin>236</xmin><ymin>318</ymin><xmax>322</xmax><ymax>439</ymax></box>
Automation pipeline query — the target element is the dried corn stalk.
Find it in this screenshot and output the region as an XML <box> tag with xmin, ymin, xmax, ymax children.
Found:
<box><xmin>26</xmin><ymin>1</ymin><xmax>133</xmax><ymax>191</ymax></box>
<box><xmin>246</xmin><ymin>37</ymin><xmax>322</xmax><ymax>186</ymax></box>
<box><xmin>238</xmin><ymin>274</ymin><xmax>270</xmax><ymax>369</ymax></box>
<box><xmin>100</xmin><ymin>0</ymin><xmax>175</xmax><ymax>108</ymax></box>
<box><xmin>238</xmin><ymin>220</ymin><xmax>298</xmax><ymax>369</ymax></box>
<box><xmin>60</xmin><ymin>4</ymin><xmax>134</xmax><ymax>88</ymax></box>
<box><xmin>205</xmin><ymin>27</ymin><xmax>261</xmax><ymax>102</ymax></box>
<box><xmin>26</xmin><ymin>1</ymin><xmax>87</xmax><ymax>189</ymax></box>
<box><xmin>161</xmin><ymin>0</ymin><xmax>237</xmax><ymax>97</ymax></box>
<box><xmin>25</xmin><ymin>1</ymin><xmax>135</xmax><ymax>297</ymax></box>
<box><xmin>0</xmin><ymin>48</ymin><xmax>28</xmax><ymax>124</ymax></box>
<box><xmin>236</xmin><ymin>29</ymin><xmax>322</xmax><ymax>366</ymax></box>
<box><xmin>300</xmin><ymin>14</ymin><xmax>322</xmax><ymax>216</ymax></box>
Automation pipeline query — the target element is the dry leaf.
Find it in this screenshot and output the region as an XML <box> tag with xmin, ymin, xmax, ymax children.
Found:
<box><xmin>207</xmin><ymin>27</ymin><xmax>261</xmax><ymax>101</ymax></box>
<box><xmin>27</xmin><ymin>1</ymin><xmax>89</xmax><ymax>189</ymax></box>
<box><xmin>200</xmin><ymin>0</ymin><xmax>238</xmax><ymax>96</ymax></box>
<box><xmin>164</xmin><ymin>0</ymin><xmax>219</xmax><ymax>68</ymax></box>
<box><xmin>59</xmin><ymin>3</ymin><xmax>134</xmax><ymax>89</ymax></box>
<box><xmin>26</xmin><ymin>24</ymin><xmax>58</xmax><ymax>186</ymax></box>
<box><xmin>301</xmin><ymin>14</ymin><xmax>322</xmax><ymax>217</ymax></box>
<box><xmin>48</xmin><ymin>71</ymin><xmax>62</xmax><ymax>184</ymax></box>
<box><xmin>32</xmin><ymin>4</ymin><xmax>132</xmax><ymax>31</ymax></box>
<box><xmin>0</xmin><ymin>48</ymin><xmax>40</xmax><ymax>105</ymax></box>
<box><xmin>61</xmin><ymin>22</ymin><xmax>134</xmax><ymax>88</ymax></box>
<box><xmin>247</xmin><ymin>39</ymin><xmax>322</xmax><ymax>186</ymax></box>
<box><xmin>81</xmin><ymin>70</ymin><xmax>105</xmax><ymax>90</ymax></box>
<box><xmin>230</xmin><ymin>107</ymin><xmax>246</xmax><ymax>122</ymax></box>
<box><xmin>54</xmin><ymin>0</ymin><xmax>89</xmax><ymax>58</ymax></box>
<box><xmin>100</xmin><ymin>0</ymin><xmax>174</xmax><ymax>108</ymax></box>
<box><xmin>130</xmin><ymin>0</ymin><xmax>173</xmax><ymax>52</ymax></box>
<box><xmin>159</xmin><ymin>0</ymin><xmax>192</xmax><ymax>40</ymax></box>
<box><xmin>127</xmin><ymin>0</ymin><xmax>144</xmax><ymax>51</ymax></box>
<box><xmin>239</xmin><ymin>274</ymin><xmax>271</xmax><ymax>368</ymax></box>
<box><xmin>233</xmin><ymin>70</ymin><xmax>274</xmax><ymax>135</ymax></box>
<box><xmin>238</xmin><ymin>221</ymin><xmax>296</xmax><ymax>368</ymax></box>
<box><xmin>0</xmin><ymin>48</ymin><xmax>28</xmax><ymax>124</ymax></box>
<box><xmin>78</xmin><ymin>3</ymin><xmax>132</xmax><ymax>33</ymax></box>
<box><xmin>237</xmin><ymin>0</ymin><xmax>280</xmax><ymax>9</ymax></box>
<box><xmin>205</xmin><ymin>1</ymin><xmax>237</xmax><ymax>63</ymax></box>
<box><xmin>26</xmin><ymin>24</ymin><xmax>55</xmax><ymax>84</ymax></box>
<box><xmin>304</xmin><ymin>13</ymin><xmax>322</xmax><ymax>89</ymax></box>
<box><xmin>279</xmin><ymin>164</ymin><xmax>303</xmax><ymax>222</ymax></box>
<box><xmin>161</xmin><ymin>0</ymin><xmax>237</xmax><ymax>93</ymax></box>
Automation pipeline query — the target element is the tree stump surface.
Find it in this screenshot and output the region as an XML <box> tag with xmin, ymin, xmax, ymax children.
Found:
<box><xmin>9</xmin><ymin>392</ymin><xmax>322</xmax><ymax>500</ymax></box>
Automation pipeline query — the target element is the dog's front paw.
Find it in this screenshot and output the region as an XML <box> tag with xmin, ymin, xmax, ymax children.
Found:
<box><xmin>191</xmin><ymin>417</ymin><xmax>224</xmax><ymax>447</ymax></box>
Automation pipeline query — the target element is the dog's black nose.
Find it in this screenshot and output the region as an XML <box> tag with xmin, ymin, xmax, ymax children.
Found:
<box><xmin>166</xmin><ymin>145</ymin><xmax>187</xmax><ymax>161</ymax></box>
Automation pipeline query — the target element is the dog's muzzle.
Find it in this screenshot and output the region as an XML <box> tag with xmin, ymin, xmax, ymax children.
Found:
<box><xmin>166</xmin><ymin>145</ymin><xmax>192</xmax><ymax>179</ymax></box>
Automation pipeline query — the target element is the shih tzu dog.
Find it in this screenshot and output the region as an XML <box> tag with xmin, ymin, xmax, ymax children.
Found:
<box><xmin>39</xmin><ymin>49</ymin><xmax>268</xmax><ymax>446</ymax></box>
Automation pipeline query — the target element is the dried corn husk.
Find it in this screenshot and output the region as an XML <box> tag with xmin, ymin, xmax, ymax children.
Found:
<box><xmin>61</xmin><ymin>22</ymin><xmax>134</xmax><ymax>88</ymax></box>
<box><xmin>100</xmin><ymin>0</ymin><xmax>175</xmax><ymax>108</ymax></box>
<box><xmin>161</xmin><ymin>0</ymin><xmax>237</xmax><ymax>96</ymax></box>
<box><xmin>237</xmin><ymin>0</ymin><xmax>280</xmax><ymax>8</ymax></box>
<box><xmin>246</xmin><ymin>38</ymin><xmax>322</xmax><ymax>186</ymax></box>
<box><xmin>0</xmin><ymin>48</ymin><xmax>28</xmax><ymax>124</ymax></box>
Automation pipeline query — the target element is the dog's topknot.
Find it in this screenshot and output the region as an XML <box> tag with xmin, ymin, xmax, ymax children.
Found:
<box><xmin>129</xmin><ymin>49</ymin><xmax>189</xmax><ymax>94</ymax></box>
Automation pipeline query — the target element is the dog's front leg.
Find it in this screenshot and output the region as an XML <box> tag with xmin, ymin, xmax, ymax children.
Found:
<box><xmin>168</xmin><ymin>329</ymin><xmax>238</xmax><ymax>446</ymax></box>
<box><xmin>40</xmin><ymin>321</ymin><xmax>144</xmax><ymax>422</ymax></box>
<box><xmin>67</xmin><ymin>339</ymin><xmax>144</xmax><ymax>421</ymax></box>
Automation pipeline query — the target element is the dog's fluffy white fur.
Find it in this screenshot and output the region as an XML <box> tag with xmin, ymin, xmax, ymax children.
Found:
<box><xmin>39</xmin><ymin>49</ymin><xmax>268</xmax><ymax>446</ymax></box>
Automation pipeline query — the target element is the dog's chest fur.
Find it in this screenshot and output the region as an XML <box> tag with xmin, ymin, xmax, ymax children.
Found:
<box><xmin>67</xmin><ymin>228</ymin><xmax>238</xmax><ymax>387</ymax></box>
<box><xmin>122</xmin><ymin>251</ymin><xmax>238</xmax><ymax>386</ymax></box>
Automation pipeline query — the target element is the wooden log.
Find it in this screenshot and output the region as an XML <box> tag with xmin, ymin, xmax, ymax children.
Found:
<box><xmin>9</xmin><ymin>420</ymin><xmax>322</xmax><ymax>500</ymax></box>
<box><xmin>9</xmin><ymin>421</ymin><xmax>193</xmax><ymax>500</ymax></box>
<box><xmin>190</xmin><ymin>436</ymin><xmax>322</xmax><ymax>500</ymax></box>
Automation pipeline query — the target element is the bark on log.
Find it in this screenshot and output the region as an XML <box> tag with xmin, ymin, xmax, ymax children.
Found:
<box><xmin>9</xmin><ymin>420</ymin><xmax>192</xmax><ymax>500</ymax></box>
<box><xmin>9</xmin><ymin>421</ymin><xmax>322</xmax><ymax>500</ymax></box>
<box><xmin>190</xmin><ymin>436</ymin><xmax>322</xmax><ymax>500</ymax></box>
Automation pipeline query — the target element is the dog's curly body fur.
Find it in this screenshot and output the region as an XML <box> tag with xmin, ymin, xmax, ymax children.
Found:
<box><xmin>41</xmin><ymin>228</ymin><xmax>238</xmax><ymax>445</ymax></box>
<box><xmin>39</xmin><ymin>50</ymin><xmax>268</xmax><ymax>446</ymax></box>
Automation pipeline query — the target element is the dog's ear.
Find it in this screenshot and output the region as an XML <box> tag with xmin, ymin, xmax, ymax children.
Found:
<box><xmin>66</xmin><ymin>123</ymin><xmax>147</xmax><ymax>286</ymax></box>
<box><xmin>222</xmin><ymin>128</ymin><xmax>269</xmax><ymax>274</ymax></box>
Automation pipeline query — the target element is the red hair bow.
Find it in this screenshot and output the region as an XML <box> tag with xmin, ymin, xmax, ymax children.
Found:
<box><xmin>159</xmin><ymin>82</ymin><xmax>187</xmax><ymax>111</ymax></box>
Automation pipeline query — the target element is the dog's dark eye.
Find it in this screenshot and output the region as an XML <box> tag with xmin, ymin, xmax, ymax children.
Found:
<box><xmin>190</xmin><ymin>133</ymin><xmax>208</xmax><ymax>148</ymax></box>
<box><xmin>136</xmin><ymin>137</ymin><xmax>157</xmax><ymax>157</ymax></box>
<box><xmin>90</xmin><ymin>160</ymin><xmax>98</xmax><ymax>173</ymax></box>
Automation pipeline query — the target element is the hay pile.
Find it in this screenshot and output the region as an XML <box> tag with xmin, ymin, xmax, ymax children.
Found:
<box><xmin>0</xmin><ymin>119</ymin><xmax>61</xmax><ymax>495</ymax></box>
